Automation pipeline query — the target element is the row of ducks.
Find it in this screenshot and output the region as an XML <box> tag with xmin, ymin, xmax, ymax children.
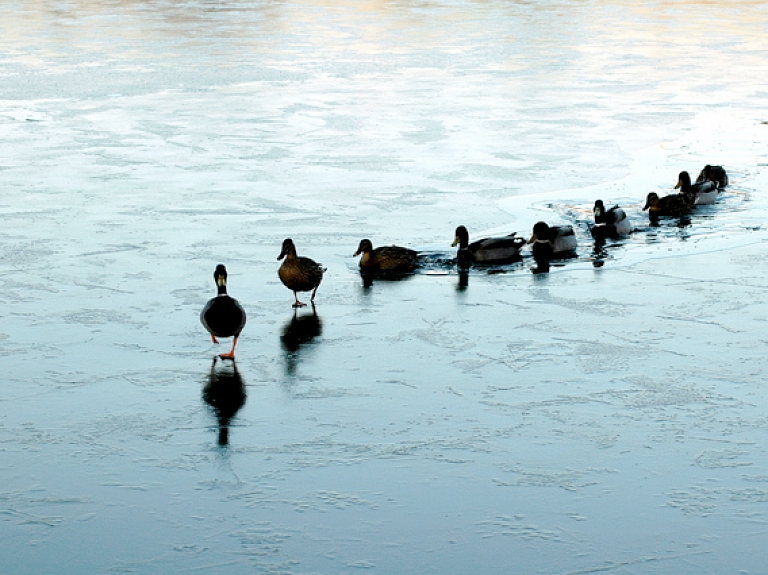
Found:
<box><xmin>642</xmin><ymin>165</ymin><xmax>728</xmax><ymax>217</ymax></box>
<box><xmin>201</xmin><ymin>165</ymin><xmax>727</xmax><ymax>358</ymax></box>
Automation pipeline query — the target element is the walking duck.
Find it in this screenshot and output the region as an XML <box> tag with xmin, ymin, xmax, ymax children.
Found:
<box><xmin>200</xmin><ymin>264</ymin><xmax>247</xmax><ymax>359</ymax></box>
<box><xmin>278</xmin><ymin>238</ymin><xmax>325</xmax><ymax>308</ymax></box>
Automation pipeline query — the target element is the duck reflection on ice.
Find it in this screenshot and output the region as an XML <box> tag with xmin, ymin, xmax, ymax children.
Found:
<box><xmin>359</xmin><ymin>268</ymin><xmax>417</xmax><ymax>288</ymax></box>
<box><xmin>645</xmin><ymin>215</ymin><xmax>692</xmax><ymax>244</ymax></box>
<box><xmin>202</xmin><ymin>356</ymin><xmax>246</xmax><ymax>447</ymax></box>
<box><xmin>591</xmin><ymin>235</ymin><xmax>630</xmax><ymax>268</ymax></box>
<box><xmin>647</xmin><ymin>213</ymin><xmax>692</xmax><ymax>230</ymax></box>
<box><xmin>280</xmin><ymin>304</ymin><xmax>323</xmax><ymax>375</ymax></box>
<box><xmin>592</xmin><ymin>236</ymin><xmax>609</xmax><ymax>268</ymax></box>
<box><xmin>457</xmin><ymin>269</ymin><xmax>469</xmax><ymax>291</ymax></box>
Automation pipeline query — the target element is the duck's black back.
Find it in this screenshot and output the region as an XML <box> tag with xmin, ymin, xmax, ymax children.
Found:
<box><xmin>201</xmin><ymin>296</ymin><xmax>247</xmax><ymax>338</ymax></box>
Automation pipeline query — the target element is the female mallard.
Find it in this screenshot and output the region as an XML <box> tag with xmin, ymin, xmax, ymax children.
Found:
<box><xmin>696</xmin><ymin>164</ymin><xmax>728</xmax><ymax>188</ymax></box>
<box><xmin>642</xmin><ymin>191</ymin><xmax>694</xmax><ymax>217</ymax></box>
<box><xmin>354</xmin><ymin>239</ymin><xmax>419</xmax><ymax>275</ymax></box>
<box><xmin>451</xmin><ymin>225</ymin><xmax>525</xmax><ymax>267</ymax></box>
<box><xmin>675</xmin><ymin>170</ymin><xmax>719</xmax><ymax>205</ymax></box>
<box><xmin>591</xmin><ymin>200</ymin><xmax>632</xmax><ymax>239</ymax></box>
<box><xmin>527</xmin><ymin>222</ymin><xmax>577</xmax><ymax>262</ymax></box>
<box><xmin>200</xmin><ymin>264</ymin><xmax>247</xmax><ymax>359</ymax></box>
<box><xmin>278</xmin><ymin>238</ymin><xmax>325</xmax><ymax>308</ymax></box>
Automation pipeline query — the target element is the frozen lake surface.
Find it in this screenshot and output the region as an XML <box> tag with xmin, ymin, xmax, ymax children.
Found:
<box><xmin>2</xmin><ymin>1</ymin><xmax>768</xmax><ymax>573</ymax></box>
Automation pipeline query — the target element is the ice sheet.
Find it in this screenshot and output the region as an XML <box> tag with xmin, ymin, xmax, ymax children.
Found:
<box><xmin>2</xmin><ymin>1</ymin><xmax>768</xmax><ymax>574</ymax></box>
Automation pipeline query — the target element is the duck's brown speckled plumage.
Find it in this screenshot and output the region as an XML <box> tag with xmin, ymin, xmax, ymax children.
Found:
<box><xmin>642</xmin><ymin>191</ymin><xmax>695</xmax><ymax>217</ymax></box>
<box><xmin>278</xmin><ymin>238</ymin><xmax>325</xmax><ymax>307</ymax></box>
<box><xmin>354</xmin><ymin>239</ymin><xmax>419</xmax><ymax>275</ymax></box>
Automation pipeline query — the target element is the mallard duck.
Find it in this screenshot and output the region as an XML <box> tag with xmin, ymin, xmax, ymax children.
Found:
<box><xmin>642</xmin><ymin>191</ymin><xmax>694</xmax><ymax>217</ymax></box>
<box><xmin>675</xmin><ymin>170</ymin><xmax>719</xmax><ymax>205</ymax></box>
<box><xmin>200</xmin><ymin>264</ymin><xmax>247</xmax><ymax>359</ymax></box>
<box><xmin>591</xmin><ymin>200</ymin><xmax>632</xmax><ymax>238</ymax></box>
<box><xmin>527</xmin><ymin>222</ymin><xmax>577</xmax><ymax>261</ymax></box>
<box><xmin>451</xmin><ymin>225</ymin><xmax>525</xmax><ymax>267</ymax></box>
<box><xmin>277</xmin><ymin>238</ymin><xmax>325</xmax><ymax>308</ymax></box>
<box><xmin>354</xmin><ymin>239</ymin><xmax>419</xmax><ymax>275</ymax></box>
<box><xmin>696</xmin><ymin>164</ymin><xmax>728</xmax><ymax>188</ymax></box>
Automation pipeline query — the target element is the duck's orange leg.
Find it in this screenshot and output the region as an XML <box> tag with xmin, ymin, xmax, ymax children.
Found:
<box><xmin>293</xmin><ymin>292</ymin><xmax>307</xmax><ymax>308</ymax></box>
<box><xmin>219</xmin><ymin>337</ymin><xmax>237</xmax><ymax>360</ymax></box>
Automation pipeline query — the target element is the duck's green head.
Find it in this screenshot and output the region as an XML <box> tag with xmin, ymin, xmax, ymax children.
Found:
<box><xmin>528</xmin><ymin>221</ymin><xmax>550</xmax><ymax>244</ymax></box>
<box><xmin>213</xmin><ymin>264</ymin><xmax>228</xmax><ymax>295</ymax></box>
<box><xmin>675</xmin><ymin>171</ymin><xmax>692</xmax><ymax>190</ymax></box>
<box><xmin>593</xmin><ymin>199</ymin><xmax>605</xmax><ymax>218</ymax></box>
<box><xmin>214</xmin><ymin>264</ymin><xmax>228</xmax><ymax>287</ymax></box>
<box><xmin>452</xmin><ymin>225</ymin><xmax>468</xmax><ymax>248</ymax></box>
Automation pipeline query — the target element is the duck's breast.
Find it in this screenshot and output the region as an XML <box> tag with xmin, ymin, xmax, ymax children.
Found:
<box><xmin>279</xmin><ymin>260</ymin><xmax>317</xmax><ymax>291</ymax></box>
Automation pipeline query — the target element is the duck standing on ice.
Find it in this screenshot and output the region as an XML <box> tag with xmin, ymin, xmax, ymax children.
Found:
<box><xmin>277</xmin><ymin>238</ymin><xmax>325</xmax><ymax>308</ymax></box>
<box><xmin>200</xmin><ymin>264</ymin><xmax>246</xmax><ymax>360</ymax></box>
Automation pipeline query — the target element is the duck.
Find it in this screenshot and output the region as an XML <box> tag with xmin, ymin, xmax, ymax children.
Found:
<box><xmin>277</xmin><ymin>238</ymin><xmax>325</xmax><ymax>308</ymax></box>
<box><xmin>591</xmin><ymin>200</ymin><xmax>632</xmax><ymax>239</ymax></box>
<box><xmin>200</xmin><ymin>264</ymin><xmax>247</xmax><ymax>360</ymax></box>
<box><xmin>451</xmin><ymin>225</ymin><xmax>525</xmax><ymax>267</ymax></box>
<box><xmin>354</xmin><ymin>239</ymin><xmax>419</xmax><ymax>276</ymax></box>
<box><xmin>642</xmin><ymin>191</ymin><xmax>694</xmax><ymax>217</ymax></box>
<box><xmin>696</xmin><ymin>164</ymin><xmax>728</xmax><ymax>188</ymax></box>
<box><xmin>527</xmin><ymin>221</ymin><xmax>577</xmax><ymax>262</ymax></box>
<box><xmin>675</xmin><ymin>170</ymin><xmax>719</xmax><ymax>205</ymax></box>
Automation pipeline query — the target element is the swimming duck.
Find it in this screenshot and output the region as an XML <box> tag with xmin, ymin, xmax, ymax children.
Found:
<box><xmin>452</xmin><ymin>225</ymin><xmax>525</xmax><ymax>267</ymax></box>
<box><xmin>591</xmin><ymin>200</ymin><xmax>632</xmax><ymax>238</ymax></box>
<box><xmin>527</xmin><ymin>222</ymin><xmax>577</xmax><ymax>262</ymax></box>
<box><xmin>277</xmin><ymin>238</ymin><xmax>325</xmax><ymax>308</ymax></box>
<box><xmin>354</xmin><ymin>239</ymin><xmax>419</xmax><ymax>275</ymax></box>
<box><xmin>675</xmin><ymin>170</ymin><xmax>719</xmax><ymax>205</ymax></box>
<box><xmin>200</xmin><ymin>264</ymin><xmax>247</xmax><ymax>359</ymax></box>
<box><xmin>642</xmin><ymin>191</ymin><xmax>694</xmax><ymax>217</ymax></box>
<box><xmin>696</xmin><ymin>164</ymin><xmax>728</xmax><ymax>188</ymax></box>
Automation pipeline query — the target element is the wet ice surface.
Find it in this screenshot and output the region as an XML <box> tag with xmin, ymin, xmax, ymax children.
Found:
<box><xmin>2</xmin><ymin>1</ymin><xmax>768</xmax><ymax>573</ymax></box>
